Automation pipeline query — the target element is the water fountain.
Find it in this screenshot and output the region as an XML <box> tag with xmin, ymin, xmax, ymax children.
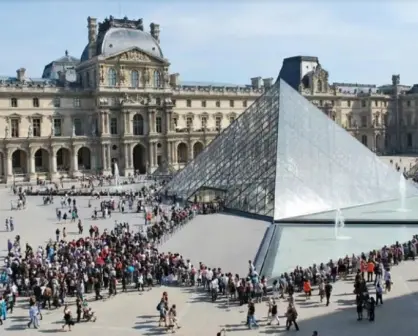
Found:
<box><xmin>334</xmin><ymin>208</ymin><xmax>351</xmax><ymax>240</ymax></box>
<box><xmin>397</xmin><ymin>173</ymin><xmax>409</xmax><ymax>212</ymax></box>
<box><xmin>114</xmin><ymin>162</ymin><xmax>120</xmax><ymax>187</ymax></box>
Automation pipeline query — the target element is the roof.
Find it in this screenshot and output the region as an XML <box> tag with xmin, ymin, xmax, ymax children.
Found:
<box><xmin>179</xmin><ymin>80</ymin><xmax>250</xmax><ymax>88</ymax></box>
<box><xmin>81</xmin><ymin>27</ymin><xmax>163</xmax><ymax>62</ymax></box>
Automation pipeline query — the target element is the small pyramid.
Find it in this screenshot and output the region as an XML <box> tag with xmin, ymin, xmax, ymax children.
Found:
<box><xmin>164</xmin><ymin>79</ymin><xmax>418</xmax><ymax>220</ymax></box>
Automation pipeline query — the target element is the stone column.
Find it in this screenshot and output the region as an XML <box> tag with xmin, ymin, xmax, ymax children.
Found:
<box><xmin>29</xmin><ymin>147</ymin><xmax>36</xmax><ymax>181</ymax></box>
<box><xmin>149</xmin><ymin>142</ymin><xmax>154</xmax><ymax>168</ymax></box>
<box><xmin>101</xmin><ymin>145</ymin><xmax>107</xmax><ymax>171</ymax></box>
<box><xmin>128</xmin><ymin>144</ymin><xmax>132</xmax><ymax>167</ymax></box>
<box><xmin>149</xmin><ymin>111</ymin><xmax>155</xmax><ymax>133</ymax></box>
<box><xmin>50</xmin><ymin>149</ymin><xmax>57</xmax><ymax>180</ymax></box>
<box><xmin>72</xmin><ymin>147</ymin><xmax>79</xmax><ymax>177</ymax></box>
<box><xmin>172</xmin><ymin>142</ymin><xmax>177</xmax><ymax>164</ymax></box>
<box><xmin>6</xmin><ymin>151</ymin><xmax>12</xmax><ymax>181</ymax></box>
<box><xmin>106</xmin><ymin>145</ymin><xmax>111</xmax><ymax>170</ymax></box>
<box><xmin>166</xmin><ymin>111</ymin><xmax>172</xmax><ymax>134</ymax></box>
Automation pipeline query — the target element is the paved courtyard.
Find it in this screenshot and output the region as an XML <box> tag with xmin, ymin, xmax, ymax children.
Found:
<box><xmin>1</xmin><ymin>188</ymin><xmax>418</xmax><ymax>335</ymax></box>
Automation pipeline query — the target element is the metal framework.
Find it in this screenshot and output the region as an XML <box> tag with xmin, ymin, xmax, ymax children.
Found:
<box><xmin>164</xmin><ymin>79</ymin><xmax>280</xmax><ymax>217</ymax></box>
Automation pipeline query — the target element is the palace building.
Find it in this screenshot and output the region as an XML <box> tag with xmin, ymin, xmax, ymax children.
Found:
<box><xmin>0</xmin><ymin>15</ymin><xmax>416</xmax><ymax>183</ymax></box>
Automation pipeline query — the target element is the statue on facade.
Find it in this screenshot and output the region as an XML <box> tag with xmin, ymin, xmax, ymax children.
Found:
<box><xmin>4</xmin><ymin>125</ymin><xmax>9</xmax><ymax>138</ymax></box>
<box><xmin>91</xmin><ymin>122</ymin><xmax>97</xmax><ymax>137</ymax></box>
<box><xmin>28</xmin><ymin>124</ymin><xmax>33</xmax><ymax>137</ymax></box>
<box><xmin>50</xmin><ymin>123</ymin><xmax>54</xmax><ymax>136</ymax></box>
<box><xmin>72</xmin><ymin>124</ymin><xmax>76</xmax><ymax>136</ymax></box>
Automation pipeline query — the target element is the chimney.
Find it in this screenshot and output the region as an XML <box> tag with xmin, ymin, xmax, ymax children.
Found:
<box><xmin>16</xmin><ymin>68</ymin><xmax>26</xmax><ymax>82</ymax></box>
<box><xmin>251</xmin><ymin>77</ymin><xmax>262</xmax><ymax>89</ymax></box>
<box><xmin>263</xmin><ymin>78</ymin><xmax>274</xmax><ymax>88</ymax></box>
<box><xmin>87</xmin><ymin>16</ymin><xmax>97</xmax><ymax>60</ymax></box>
<box><xmin>150</xmin><ymin>23</ymin><xmax>160</xmax><ymax>43</ymax></box>
<box><xmin>169</xmin><ymin>73</ymin><xmax>180</xmax><ymax>87</ymax></box>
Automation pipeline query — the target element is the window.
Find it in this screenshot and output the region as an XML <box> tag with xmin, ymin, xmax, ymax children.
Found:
<box><xmin>201</xmin><ymin>116</ymin><xmax>207</xmax><ymax>128</ymax></box>
<box><xmin>216</xmin><ymin>100</ymin><xmax>221</xmax><ymax>107</ymax></box>
<box><xmin>407</xmin><ymin>100</ymin><xmax>411</xmax><ymax>107</ymax></box>
<box><xmin>108</xmin><ymin>68</ymin><xmax>117</xmax><ymax>87</ymax></box>
<box><xmin>156</xmin><ymin>116</ymin><xmax>162</xmax><ymax>133</ymax></box>
<box><xmin>243</xmin><ymin>100</ymin><xmax>248</xmax><ymax>108</ymax></box>
<box><xmin>11</xmin><ymin>119</ymin><xmax>19</xmax><ymax>137</ymax></box>
<box><xmin>110</xmin><ymin>118</ymin><xmax>118</xmax><ymax>135</ymax></box>
<box><xmin>361</xmin><ymin>100</ymin><xmax>366</xmax><ymax>108</ymax></box>
<box><xmin>173</xmin><ymin>117</ymin><xmax>178</xmax><ymax>128</ymax></box>
<box><xmin>331</xmin><ymin>100</ymin><xmax>335</xmax><ymax>107</ymax></box>
<box><xmin>383</xmin><ymin>114</ymin><xmax>388</xmax><ymax>126</ymax></box>
<box><xmin>86</xmin><ymin>72</ymin><xmax>90</xmax><ymax>88</ymax></box>
<box><xmin>229</xmin><ymin>100</ymin><xmax>234</xmax><ymax>107</ymax></box>
<box><xmin>186</xmin><ymin>99</ymin><xmax>191</xmax><ymax>107</ymax></box>
<box><xmin>73</xmin><ymin>98</ymin><xmax>81</xmax><ymax>108</ymax></box>
<box><xmin>347</xmin><ymin>115</ymin><xmax>352</xmax><ymax>128</ymax></box>
<box><xmin>186</xmin><ymin>117</ymin><xmax>193</xmax><ymax>129</ymax></box>
<box><xmin>33</xmin><ymin>98</ymin><xmax>39</xmax><ymax>108</ymax></box>
<box><xmin>172</xmin><ymin>99</ymin><xmax>176</xmax><ymax>106</ymax></box>
<box><xmin>347</xmin><ymin>100</ymin><xmax>351</xmax><ymax>107</ymax></box>
<box><xmin>153</xmin><ymin>70</ymin><xmax>161</xmax><ymax>88</ymax></box>
<box><xmin>229</xmin><ymin>115</ymin><xmax>235</xmax><ymax>123</ymax></box>
<box><xmin>361</xmin><ymin>116</ymin><xmax>367</xmax><ymax>127</ymax></box>
<box><xmin>32</xmin><ymin>118</ymin><xmax>41</xmax><ymax>137</ymax></box>
<box><xmin>407</xmin><ymin>133</ymin><xmax>413</xmax><ymax>148</ymax></box>
<box><xmin>53</xmin><ymin>119</ymin><xmax>62</xmax><ymax>136</ymax></box>
<box><xmin>375</xmin><ymin>100</ymin><xmax>378</xmax><ymax>107</ymax></box>
<box><xmin>215</xmin><ymin>116</ymin><xmax>222</xmax><ymax>130</ymax></box>
<box><xmin>407</xmin><ymin>113</ymin><xmax>412</xmax><ymax>126</ymax></box>
<box><xmin>319</xmin><ymin>100</ymin><xmax>323</xmax><ymax>107</ymax></box>
<box><xmin>53</xmin><ymin>97</ymin><xmax>61</xmax><ymax>108</ymax></box>
<box><xmin>201</xmin><ymin>100</ymin><xmax>206</xmax><ymax>107</ymax></box>
<box><xmin>73</xmin><ymin>118</ymin><xmax>83</xmax><ymax>136</ymax></box>
<box><xmin>156</xmin><ymin>98</ymin><xmax>161</xmax><ymax>106</ymax></box>
<box><xmin>131</xmin><ymin>70</ymin><xmax>139</xmax><ymax>88</ymax></box>
<box><xmin>11</xmin><ymin>98</ymin><xmax>18</xmax><ymax>107</ymax></box>
<box><xmin>133</xmin><ymin>114</ymin><xmax>144</xmax><ymax>135</ymax></box>
<box><xmin>361</xmin><ymin>135</ymin><xmax>368</xmax><ymax>146</ymax></box>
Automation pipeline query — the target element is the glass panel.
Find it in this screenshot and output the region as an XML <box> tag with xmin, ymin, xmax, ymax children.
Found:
<box><xmin>274</xmin><ymin>80</ymin><xmax>418</xmax><ymax>221</ymax></box>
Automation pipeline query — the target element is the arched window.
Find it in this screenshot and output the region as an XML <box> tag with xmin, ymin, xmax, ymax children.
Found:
<box><xmin>108</xmin><ymin>68</ymin><xmax>117</xmax><ymax>87</ymax></box>
<box><xmin>133</xmin><ymin>114</ymin><xmax>144</xmax><ymax>135</ymax></box>
<box><xmin>153</xmin><ymin>70</ymin><xmax>161</xmax><ymax>88</ymax></box>
<box><xmin>361</xmin><ymin>135</ymin><xmax>368</xmax><ymax>147</ymax></box>
<box><xmin>131</xmin><ymin>70</ymin><xmax>139</xmax><ymax>88</ymax></box>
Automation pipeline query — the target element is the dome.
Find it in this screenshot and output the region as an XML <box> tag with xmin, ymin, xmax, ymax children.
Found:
<box><xmin>80</xmin><ymin>27</ymin><xmax>163</xmax><ymax>62</ymax></box>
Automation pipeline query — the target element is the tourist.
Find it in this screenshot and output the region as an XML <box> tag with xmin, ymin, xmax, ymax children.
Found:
<box><xmin>62</xmin><ymin>305</ymin><xmax>74</xmax><ymax>331</ymax></box>
<box><xmin>375</xmin><ymin>282</ymin><xmax>383</xmax><ymax>305</ymax></box>
<box><xmin>285</xmin><ymin>303</ymin><xmax>299</xmax><ymax>331</ymax></box>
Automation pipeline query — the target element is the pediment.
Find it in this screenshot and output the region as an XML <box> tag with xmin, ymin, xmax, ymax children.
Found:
<box><xmin>105</xmin><ymin>47</ymin><xmax>168</xmax><ymax>65</ymax></box>
<box><xmin>31</xmin><ymin>113</ymin><xmax>44</xmax><ymax>118</ymax></box>
<box><xmin>8</xmin><ymin>113</ymin><xmax>21</xmax><ymax>119</ymax></box>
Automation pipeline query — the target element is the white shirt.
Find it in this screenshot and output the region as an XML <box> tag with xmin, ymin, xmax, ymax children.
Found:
<box><xmin>384</xmin><ymin>271</ymin><xmax>391</xmax><ymax>281</ymax></box>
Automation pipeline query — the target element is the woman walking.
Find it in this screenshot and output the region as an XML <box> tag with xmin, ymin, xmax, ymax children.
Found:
<box><xmin>62</xmin><ymin>305</ymin><xmax>74</xmax><ymax>331</ymax></box>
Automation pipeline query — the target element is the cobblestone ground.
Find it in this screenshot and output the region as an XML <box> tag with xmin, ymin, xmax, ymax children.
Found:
<box><xmin>2</xmin><ymin>188</ymin><xmax>418</xmax><ymax>335</ymax></box>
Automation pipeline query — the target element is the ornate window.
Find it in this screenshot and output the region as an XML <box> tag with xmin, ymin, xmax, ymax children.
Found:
<box><xmin>11</xmin><ymin>119</ymin><xmax>19</xmax><ymax>137</ymax></box>
<box><xmin>131</xmin><ymin>70</ymin><xmax>139</xmax><ymax>88</ymax></box>
<box><xmin>153</xmin><ymin>70</ymin><xmax>161</xmax><ymax>88</ymax></box>
<box><xmin>53</xmin><ymin>118</ymin><xmax>62</xmax><ymax>136</ymax></box>
<box><xmin>11</xmin><ymin>98</ymin><xmax>18</xmax><ymax>108</ymax></box>
<box><xmin>156</xmin><ymin>117</ymin><xmax>162</xmax><ymax>133</ymax></box>
<box><xmin>33</xmin><ymin>98</ymin><xmax>39</xmax><ymax>108</ymax></box>
<box><xmin>108</xmin><ymin>68</ymin><xmax>117</xmax><ymax>87</ymax></box>
<box><xmin>32</xmin><ymin>118</ymin><xmax>41</xmax><ymax>137</ymax></box>
<box><xmin>133</xmin><ymin>114</ymin><xmax>144</xmax><ymax>135</ymax></box>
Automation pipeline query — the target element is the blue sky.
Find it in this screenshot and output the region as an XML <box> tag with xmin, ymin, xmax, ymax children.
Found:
<box><xmin>1</xmin><ymin>1</ymin><xmax>418</xmax><ymax>86</ymax></box>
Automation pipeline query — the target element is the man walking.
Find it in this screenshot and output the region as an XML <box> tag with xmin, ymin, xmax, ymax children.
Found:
<box><xmin>325</xmin><ymin>281</ymin><xmax>332</xmax><ymax>306</ymax></box>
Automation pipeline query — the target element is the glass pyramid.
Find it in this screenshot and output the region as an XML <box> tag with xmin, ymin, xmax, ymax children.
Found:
<box><xmin>164</xmin><ymin>79</ymin><xmax>418</xmax><ymax>221</ymax></box>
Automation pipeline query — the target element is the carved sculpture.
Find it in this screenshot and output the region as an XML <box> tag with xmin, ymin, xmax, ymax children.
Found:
<box><xmin>144</xmin><ymin>69</ymin><xmax>150</xmax><ymax>84</ymax></box>
<box><xmin>72</xmin><ymin>124</ymin><xmax>76</xmax><ymax>136</ymax></box>
<box><xmin>51</xmin><ymin>123</ymin><xmax>54</xmax><ymax>136</ymax></box>
<box><xmin>91</xmin><ymin>122</ymin><xmax>97</xmax><ymax>137</ymax></box>
<box><xmin>28</xmin><ymin>124</ymin><xmax>33</xmax><ymax>137</ymax></box>
<box><xmin>392</xmin><ymin>74</ymin><xmax>400</xmax><ymax>86</ymax></box>
<box><xmin>5</xmin><ymin>125</ymin><xmax>9</xmax><ymax>138</ymax></box>
<box><xmin>164</xmin><ymin>69</ymin><xmax>169</xmax><ymax>84</ymax></box>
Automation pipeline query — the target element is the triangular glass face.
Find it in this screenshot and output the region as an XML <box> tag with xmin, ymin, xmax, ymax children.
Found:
<box><xmin>274</xmin><ymin>79</ymin><xmax>418</xmax><ymax>221</ymax></box>
<box><xmin>164</xmin><ymin>80</ymin><xmax>281</xmax><ymax>218</ymax></box>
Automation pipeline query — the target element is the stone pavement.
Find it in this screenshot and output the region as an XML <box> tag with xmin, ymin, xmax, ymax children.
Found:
<box><xmin>1</xmin><ymin>190</ymin><xmax>418</xmax><ymax>335</ymax></box>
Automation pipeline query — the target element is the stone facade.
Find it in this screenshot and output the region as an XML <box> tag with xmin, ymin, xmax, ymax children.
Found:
<box><xmin>0</xmin><ymin>17</ymin><xmax>414</xmax><ymax>183</ymax></box>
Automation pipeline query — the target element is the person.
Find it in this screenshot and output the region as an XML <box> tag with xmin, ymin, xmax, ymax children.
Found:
<box><xmin>27</xmin><ymin>302</ymin><xmax>40</xmax><ymax>329</ymax></box>
<box><xmin>62</xmin><ymin>305</ymin><xmax>74</xmax><ymax>331</ymax></box>
<box><xmin>267</xmin><ymin>299</ymin><xmax>280</xmax><ymax>325</ymax></box>
<box><xmin>375</xmin><ymin>283</ymin><xmax>383</xmax><ymax>305</ymax></box>
<box><xmin>356</xmin><ymin>295</ymin><xmax>363</xmax><ymax>321</ymax></box>
<box><xmin>217</xmin><ymin>329</ymin><xmax>226</xmax><ymax>336</ymax></box>
<box><xmin>368</xmin><ymin>297</ymin><xmax>375</xmax><ymax>322</ymax></box>
<box><xmin>324</xmin><ymin>280</ymin><xmax>332</xmax><ymax>306</ymax></box>
<box><xmin>285</xmin><ymin>303</ymin><xmax>299</xmax><ymax>331</ymax></box>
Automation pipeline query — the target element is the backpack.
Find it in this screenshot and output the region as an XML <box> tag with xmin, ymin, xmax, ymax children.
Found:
<box><xmin>156</xmin><ymin>302</ymin><xmax>161</xmax><ymax>311</ymax></box>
